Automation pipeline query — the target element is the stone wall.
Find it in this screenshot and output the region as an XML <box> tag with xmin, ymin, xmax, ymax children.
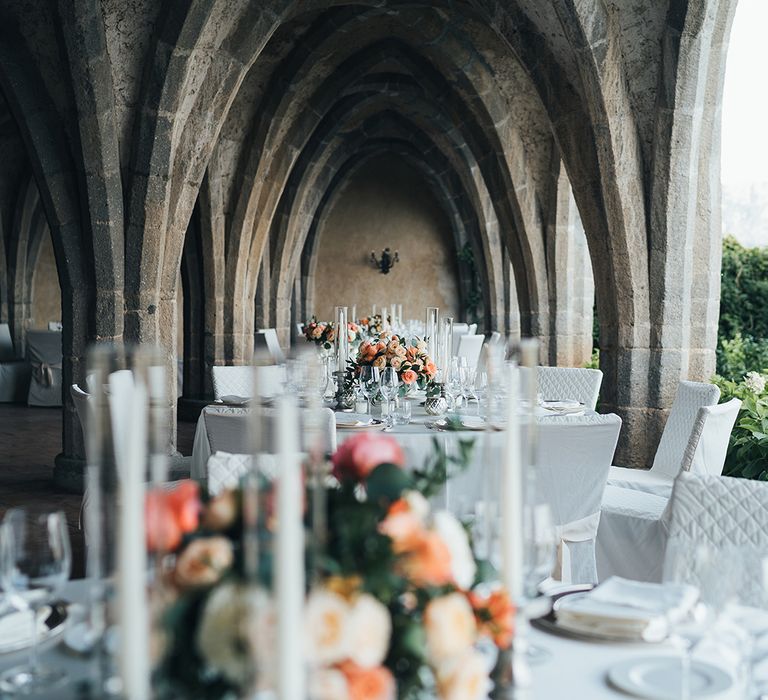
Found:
<box><xmin>30</xmin><ymin>234</ymin><xmax>60</xmax><ymax>329</ymax></box>
<box><xmin>311</xmin><ymin>155</ymin><xmax>460</xmax><ymax>323</ymax></box>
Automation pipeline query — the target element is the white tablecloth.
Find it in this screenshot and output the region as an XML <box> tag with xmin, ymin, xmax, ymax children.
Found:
<box><xmin>0</xmin><ymin>580</ymin><xmax>745</xmax><ymax>699</ymax></box>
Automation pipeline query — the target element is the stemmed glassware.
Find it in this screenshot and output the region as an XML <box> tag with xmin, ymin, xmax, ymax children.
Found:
<box><xmin>358</xmin><ymin>366</ymin><xmax>380</xmax><ymax>415</ymax></box>
<box><xmin>379</xmin><ymin>367</ymin><xmax>399</xmax><ymax>429</ymax></box>
<box><xmin>0</xmin><ymin>508</ymin><xmax>72</xmax><ymax>694</ymax></box>
<box><xmin>445</xmin><ymin>357</ymin><xmax>465</xmax><ymax>412</ymax></box>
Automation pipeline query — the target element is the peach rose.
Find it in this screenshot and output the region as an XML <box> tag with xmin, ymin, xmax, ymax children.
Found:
<box><xmin>400</xmin><ymin>369</ymin><xmax>418</xmax><ymax>385</ymax></box>
<box><xmin>332</xmin><ymin>433</ymin><xmax>405</xmax><ymax>482</ymax></box>
<box><xmin>424</xmin><ymin>593</ymin><xmax>477</xmax><ymax>663</ymax></box>
<box><xmin>379</xmin><ymin>509</ymin><xmax>424</xmax><ymax>554</ymax></box>
<box><xmin>174</xmin><ymin>536</ymin><xmax>233</xmax><ymax>589</ymax></box>
<box><xmin>425</xmin><ymin>361</ymin><xmax>437</xmax><ymax>377</ymax></box>
<box><xmin>389</xmin><ymin>357</ymin><xmax>402</xmax><ymax>370</ymax></box>
<box><xmin>395</xmin><ymin>345</ymin><xmax>407</xmax><ymax>358</ymax></box>
<box><xmin>312</xmin><ymin>326</ymin><xmax>323</xmax><ymax>339</ymax></box>
<box><xmin>305</xmin><ymin>589</ymin><xmax>352</xmax><ymax>665</ymax></box>
<box><xmin>372</xmin><ymin>355</ymin><xmax>387</xmax><ymax>369</ymax></box>
<box><xmin>435</xmin><ymin>649</ymin><xmax>490</xmax><ymax>700</ymax></box>
<box><xmin>348</xmin><ymin>594</ymin><xmax>392</xmax><ymax>668</ymax></box>
<box><xmin>203</xmin><ymin>489</ymin><xmax>238</xmax><ymax>531</ymax></box>
<box><xmin>309</xmin><ymin>668</ymin><xmax>350</xmax><ymax>700</ymax></box>
<box><xmin>340</xmin><ymin>662</ymin><xmax>396</xmax><ymax>700</ymax></box>
<box><xmin>388</xmin><ymin>338</ymin><xmax>400</xmax><ymax>350</ymax></box>
<box><xmin>375</xmin><ymin>341</ymin><xmax>386</xmax><ymax>352</ymax></box>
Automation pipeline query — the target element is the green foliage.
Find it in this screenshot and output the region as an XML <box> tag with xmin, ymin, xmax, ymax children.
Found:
<box><xmin>719</xmin><ymin>236</ymin><xmax>768</xmax><ymax>340</ymax></box>
<box><xmin>712</xmin><ymin>374</ymin><xmax>768</xmax><ymax>481</ymax></box>
<box><xmin>716</xmin><ymin>331</ymin><xmax>768</xmax><ymax>382</ymax></box>
<box><xmin>584</xmin><ymin>347</ymin><xmax>600</xmax><ymax>370</ymax></box>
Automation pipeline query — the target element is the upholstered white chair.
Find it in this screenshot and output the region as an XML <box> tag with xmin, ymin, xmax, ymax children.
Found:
<box><xmin>256</xmin><ymin>328</ymin><xmax>285</xmax><ymax>363</ymax></box>
<box><xmin>664</xmin><ymin>472</ymin><xmax>768</xmax><ymax>606</ymax></box>
<box><xmin>457</xmin><ymin>335</ymin><xmax>485</xmax><ymax>372</ymax></box>
<box><xmin>0</xmin><ymin>322</ymin><xmax>31</xmax><ymax>402</ymax></box>
<box><xmin>536</xmin><ymin>366</ymin><xmax>603</xmax><ymax>411</ymax></box>
<box><xmin>467</xmin><ymin>323</ymin><xmax>477</xmax><ymax>335</ymax></box>
<box><xmin>206</xmin><ymin>451</ymin><xmax>253</xmax><ymax>495</ymax></box>
<box><xmin>211</xmin><ymin>364</ymin><xmax>286</xmax><ymax>400</ymax></box>
<box><xmin>191</xmin><ymin>404</ymin><xmax>336</xmax><ymax>480</ymax></box>
<box><xmin>26</xmin><ymin>329</ymin><xmax>63</xmax><ymax>406</ymax></box>
<box><xmin>451</xmin><ymin>323</ymin><xmax>469</xmax><ymax>354</ymax></box>
<box><xmin>48</xmin><ymin>321</ymin><xmax>63</xmax><ymax>331</ymax></box>
<box><xmin>597</xmin><ymin>397</ymin><xmax>743</xmax><ymax>582</ymax></box>
<box><xmin>607</xmin><ymin>381</ymin><xmax>727</xmax><ymax>498</ymax></box>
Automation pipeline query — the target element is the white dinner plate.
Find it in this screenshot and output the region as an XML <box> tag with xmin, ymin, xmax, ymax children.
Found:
<box><xmin>607</xmin><ymin>656</ymin><xmax>732</xmax><ymax>699</ymax></box>
<box><xmin>0</xmin><ymin>602</ymin><xmax>69</xmax><ymax>654</ymax></box>
<box><xmin>336</xmin><ymin>418</ymin><xmax>384</xmax><ymax>430</ymax></box>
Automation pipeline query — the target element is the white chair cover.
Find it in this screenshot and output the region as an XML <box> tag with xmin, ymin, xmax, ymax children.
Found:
<box><xmin>0</xmin><ymin>323</ymin><xmax>15</xmax><ymax>361</ymax></box>
<box><xmin>665</xmin><ymin>472</ymin><xmax>768</xmax><ymax>606</ymax></box>
<box><xmin>536</xmin><ymin>366</ymin><xmax>603</xmax><ymax>410</ymax></box>
<box><xmin>48</xmin><ymin>321</ymin><xmax>63</xmax><ymax>331</ymax></box>
<box><xmin>0</xmin><ymin>323</ymin><xmax>31</xmax><ymax>402</ymax></box>
<box><xmin>256</xmin><ymin>328</ymin><xmax>285</xmax><ymax>363</ymax></box>
<box><xmin>451</xmin><ymin>323</ymin><xmax>469</xmax><ymax>354</ymax></box>
<box><xmin>70</xmin><ymin>384</ymin><xmax>90</xmax><ymax>437</ymax></box>
<box><xmin>596</xmin><ymin>485</ymin><xmax>670</xmax><ymax>583</ymax></box>
<box><xmin>456</xmin><ymin>335</ymin><xmax>485</xmax><ymax>372</ymax></box>
<box><xmin>26</xmin><ymin>330</ymin><xmax>63</xmax><ymax>406</ymax></box>
<box><xmin>467</xmin><ymin>323</ymin><xmax>477</xmax><ymax>335</ymax></box>
<box><xmin>191</xmin><ymin>405</ymin><xmax>336</xmax><ymax>480</ymax></box>
<box><xmin>536</xmin><ymin>413</ymin><xmax>622</xmax><ymax>583</ymax></box>
<box><xmin>608</xmin><ymin>381</ymin><xmax>724</xmax><ymax>497</ymax></box>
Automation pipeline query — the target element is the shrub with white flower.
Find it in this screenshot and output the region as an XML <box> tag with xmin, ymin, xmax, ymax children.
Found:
<box><xmin>744</xmin><ymin>371</ymin><xmax>766</xmax><ymax>394</ymax></box>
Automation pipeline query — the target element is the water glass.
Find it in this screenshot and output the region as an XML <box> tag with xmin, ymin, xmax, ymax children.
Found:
<box><xmin>379</xmin><ymin>368</ymin><xmax>399</xmax><ymax>428</ymax></box>
<box><xmin>359</xmin><ymin>366</ymin><xmax>380</xmax><ymax>414</ymax></box>
<box><xmin>394</xmin><ymin>399</ymin><xmax>412</xmax><ymax>425</ymax></box>
<box><xmin>0</xmin><ymin>509</ymin><xmax>72</xmax><ymax>694</ymax></box>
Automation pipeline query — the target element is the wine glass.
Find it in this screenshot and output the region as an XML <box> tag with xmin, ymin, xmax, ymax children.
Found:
<box><xmin>445</xmin><ymin>358</ymin><xmax>464</xmax><ymax>412</ymax></box>
<box><xmin>359</xmin><ymin>366</ymin><xmax>380</xmax><ymax>415</ymax></box>
<box><xmin>0</xmin><ymin>508</ymin><xmax>72</xmax><ymax>693</ymax></box>
<box><xmin>379</xmin><ymin>367</ymin><xmax>399</xmax><ymax>429</ymax></box>
<box><xmin>662</xmin><ymin>541</ymin><xmax>739</xmax><ymax>700</ymax></box>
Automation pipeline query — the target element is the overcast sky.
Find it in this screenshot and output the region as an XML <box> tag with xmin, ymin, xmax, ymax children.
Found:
<box><xmin>722</xmin><ymin>0</ymin><xmax>768</xmax><ymax>189</ymax></box>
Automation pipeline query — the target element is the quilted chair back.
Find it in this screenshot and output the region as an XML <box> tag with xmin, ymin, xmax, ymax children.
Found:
<box><xmin>665</xmin><ymin>472</ymin><xmax>768</xmax><ymax>606</ymax></box>
<box><xmin>684</xmin><ymin>398</ymin><xmax>741</xmax><ymax>477</ymax></box>
<box><xmin>256</xmin><ymin>328</ymin><xmax>285</xmax><ymax>364</ymax></box>
<box><xmin>206</xmin><ymin>451</ymin><xmax>253</xmax><ymax>495</ymax></box>
<box><xmin>0</xmin><ymin>322</ymin><xmax>15</xmax><ymax>361</ymax></box>
<box><xmin>536</xmin><ymin>366</ymin><xmax>603</xmax><ymax>411</ymax></box>
<box><xmin>456</xmin><ymin>335</ymin><xmax>485</xmax><ymax>372</ymax></box>
<box><xmin>212</xmin><ymin>365</ymin><xmax>255</xmax><ymax>399</ymax></box>
<box><xmin>651</xmin><ymin>381</ymin><xmax>720</xmax><ymax>478</ymax></box>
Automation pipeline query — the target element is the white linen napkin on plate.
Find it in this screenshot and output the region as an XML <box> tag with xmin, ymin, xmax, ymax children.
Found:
<box><xmin>0</xmin><ymin>606</ymin><xmax>51</xmax><ymax>653</ymax></box>
<box><xmin>556</xmin><ymin>577</ymin><xmax>698</xmax><ymax>641</ymax></box>
<box><xmin>336</xmin><ymin>414</ymin><xmax>374</xmax><ymax>428</ymax></box>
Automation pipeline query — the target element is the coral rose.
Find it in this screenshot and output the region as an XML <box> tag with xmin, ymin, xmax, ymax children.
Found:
<box><xmin>332</xmin><ymin>433</ymin><xmax>405</xmax><ymax>482</ymax></box>
<box><xmin>433</xmin><ymin>511</ymin><xmax>476</xmax><ymax>589</ymax></box>
<box><xmin>400</xmin><ymin>531</ymin><xmax>453</xmax><ymax>587</ymax></box>
<box><xmin>174</xmin><ymin>536</ymin><xmax>234</xmax><ymax>589</ymax></box>
<box><xmin>424</xmin><ymin>593</ymin><xmax>477</xmax><ymax>663</ymax></box>
<box><xmin>425</xmin><ymin>361</ymin><xmax>437</xmax><ymax>377</ymax></box>
<box><xmin>340</xmin><ymin>662</ymin><xmax>396</xmax><ymax>700</ymax></box>
<box><xmin>468</xmin><ymin>588</ymin><xmax>515</xmax><ymax>649</ymax></box>
<box><xmin>146</xmin><ymin>480</ymin><xmax>200</xmax><ymax>552</ymax></box>
<box><xmin>400</xmin><ymin>369</ymin><xmax>418</xmax><ymax>385</ymax></box>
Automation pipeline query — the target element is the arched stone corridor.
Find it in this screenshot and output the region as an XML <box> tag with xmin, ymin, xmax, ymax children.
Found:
<box><xmin>0</xmin><ymin>0</ymin><xmax>736</xmax><ymax>489</ymax></box>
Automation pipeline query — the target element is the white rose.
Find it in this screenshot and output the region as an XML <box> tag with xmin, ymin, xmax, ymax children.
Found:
<box><xmin>403</xmin><ymin>490</ymin><xmax>430</xmax><ymax>523</ymax></box>
<box><xmin>347</xmin><ymin>594</ymin><xmax>392</xmax><ymax>668</ymax></box>
<box><xmin>433</xmin><ymin>511</ymin><xmax>477</xmax><ymax>590</ymax></box>
<box><xmin>745</xmin><ymin>371</ymin><xmax>766</xmax><ymax>394</ymax></box>
<box><xmin>305</xmin><ymin>589</ymin><xmax>352</xmax><ymax>666</ymax></box>
<box><xmin>425</xmin><ymin>593</ymin><xmax>476</xmax><ymax>664</ymax></box>
<box><xmin>196</xmin><ymin>584</ymin><xmax>275</xmax><ymax>689</ymax></box>
<box><xmin>308</xmin><ymin>668</ymin><xmax>350</xmax><ymax>700</ymax></box>
<box><xmin>436</xmin><ymin>649</ymin><xmax>492</xmax><ymax>700</ymax></box>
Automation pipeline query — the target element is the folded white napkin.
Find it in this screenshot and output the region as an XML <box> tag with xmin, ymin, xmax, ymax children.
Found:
<box><xmin>0</xmin><ymin>606</ymin><xmax>51</xmax><ymax>653</ymax></box>
<box><xmin>336</xmin><ymin>415</ymin><xmax>373</xmax><ymax>428</ymax></box>
<box><xmin>217</xmin><ymin>395</ymin><xmax>251</xmax><ymax>405</ymax></box>
<box><xmin>556</xmin><ymin>577</ymin><xmax>698</xmax><ymax>642</ymax></box>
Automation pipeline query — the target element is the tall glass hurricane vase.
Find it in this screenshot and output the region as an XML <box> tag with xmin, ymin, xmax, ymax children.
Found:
<box><xmin>425</xmin><ymin>307</ymin><xmax>439</xmax><ymax>361</ymax></box>
<box><xmin>334</xmin><ymin>306</ymin><xmax>349</xmax><ymax>375</ymax></box>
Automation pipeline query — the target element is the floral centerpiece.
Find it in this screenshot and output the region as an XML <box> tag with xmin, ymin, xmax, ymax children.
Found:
<box><xmin>303</xmin><ymin>317</ymin><xmax>362</xmax><ymax>351</ymax></box>
<box><xmin>349</xmin><ymin>334</ymin><xmax>437</xmax><ymax>394</ymax></box>
<box><xmin>358</xmin><ymin>314</ymin><xmax>385</xmax><ymax>338</ymax></box>
<box><xmin>149</xmin><ymin>434</ymin><xmax>512</xmax><ymax>699</ymax></box>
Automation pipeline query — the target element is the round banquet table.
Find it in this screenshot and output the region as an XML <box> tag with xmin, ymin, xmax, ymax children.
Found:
<box><xmin>0</xmin><ymin>580</ymin><xmax>745</xmax><ymax>699</ymax></box>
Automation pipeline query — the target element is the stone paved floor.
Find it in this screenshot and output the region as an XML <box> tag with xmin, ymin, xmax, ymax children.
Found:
<box><xmin>0</xmin><ymin>405</ymin><xmax>196</xmax><ymax>579</ymax></box>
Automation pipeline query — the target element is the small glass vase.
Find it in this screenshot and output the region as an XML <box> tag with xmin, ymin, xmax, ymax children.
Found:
<box><xmin>425</xmin><ymin>385</ymin><xmax>448</xmax><ymax>416</ymax></box>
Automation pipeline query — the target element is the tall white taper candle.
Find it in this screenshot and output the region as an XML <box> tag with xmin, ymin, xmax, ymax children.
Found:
<box><xmin>114</xmin><ymin>375</ymin><xmax>150</xmax><ymax>699</ymax></box>
<box><xmin>276</xmin><ymin>394</ymin><xmax>305</xmax><ymax>700</ymax></box>
<box><xmin>501</xmin><ymin>363</ymin><xmax>523</xmax><ymax>600</ymax></box>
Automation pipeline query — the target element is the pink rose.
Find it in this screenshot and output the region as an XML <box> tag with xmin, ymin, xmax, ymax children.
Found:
<box><xmin>401</xmin><ymin>369</ymin><xmax>418</xmax><ymax>385</ymax></box>
<box><xmin>332</xmin><ymin>433</ymin><xmax>405</xmax><ymax>482</ymax></box>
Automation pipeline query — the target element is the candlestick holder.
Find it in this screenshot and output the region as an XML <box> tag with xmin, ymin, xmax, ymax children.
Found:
<box><xmin>491</xmin><ymin>620</ymin><xmax>533</xmax><ymax>700</ymax></box>
<box><xmin>333</xmin><ymin>370</ymin><xmax>354</xmax><ymax>411</ymax></box>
